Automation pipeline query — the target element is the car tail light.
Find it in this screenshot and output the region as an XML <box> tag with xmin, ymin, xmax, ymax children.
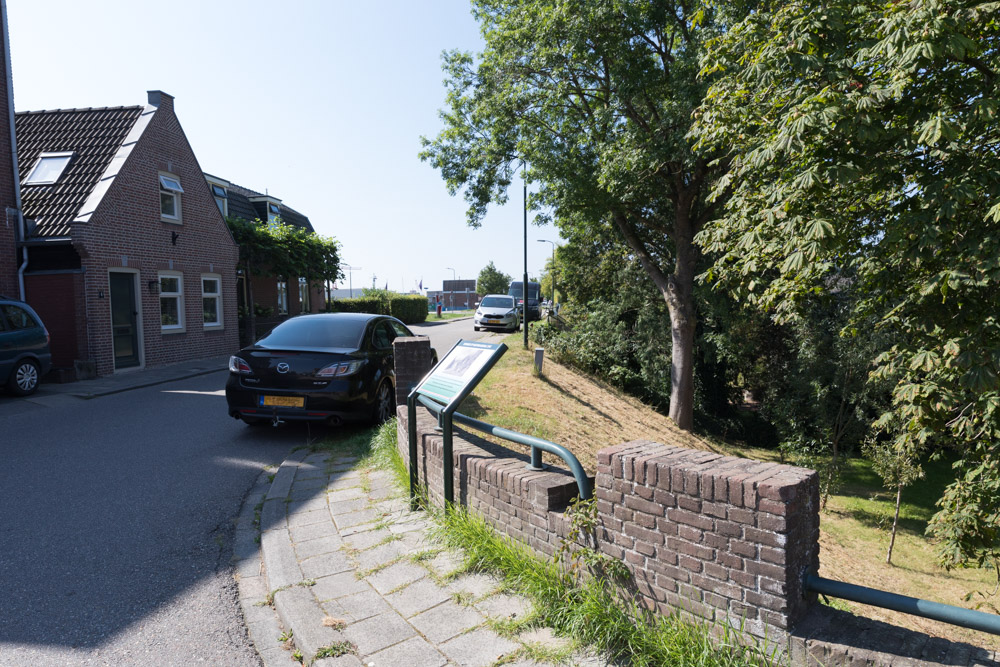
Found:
<box><xmin>229</xmin><ymin>356</ymin><xmax>252</xmax><ymax>374</ymax></box>
<box><xmin>316</xmin><ymin>360</ymin><xmax>364</xmax><ymax>378</ymax></box>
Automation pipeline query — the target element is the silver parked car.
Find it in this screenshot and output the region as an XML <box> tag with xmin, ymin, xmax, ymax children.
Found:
<box><xmin>474</xmin><ymin>294</ymin><xmax>521</xmax><ymax>332</ymax></box>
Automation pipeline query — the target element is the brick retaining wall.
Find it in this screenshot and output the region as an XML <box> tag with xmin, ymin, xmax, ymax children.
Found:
<box><xmin>393</xmin><ymin>337</ymin><xmax>999</xmax><ymax>664</ymax></box>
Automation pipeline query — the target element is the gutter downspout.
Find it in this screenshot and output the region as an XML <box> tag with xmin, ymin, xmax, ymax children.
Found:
<box><xmin>1</xmin><ymin>0</ymin><xmax>25</xmax><ymax>300</ymax></box>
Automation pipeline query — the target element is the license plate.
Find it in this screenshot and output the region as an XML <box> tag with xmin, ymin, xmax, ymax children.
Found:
<box><xmin>486</xmin><ymin>319</ymin><xmax>499</xmax><ymax>324</ymax></box>
<box><xmin>260</xmin><ymin>395</ymin><xmax>304</xmax><ymax>408</ymax></box>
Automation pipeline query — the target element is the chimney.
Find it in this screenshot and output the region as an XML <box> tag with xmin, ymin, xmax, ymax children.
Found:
<box><xmin>147</xmin><ymin>90</ymin><xmax>174</xmax><ymax>110</ymax></box>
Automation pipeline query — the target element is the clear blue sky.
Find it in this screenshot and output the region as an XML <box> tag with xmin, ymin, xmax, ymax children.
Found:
<box><xmin>7</xmin><ymin>0</ymin><xmax>562</xmax><ymax>294</ymax></box>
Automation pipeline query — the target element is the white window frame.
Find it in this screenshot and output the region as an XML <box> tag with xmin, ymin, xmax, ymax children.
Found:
<box><xmin>298</xmin><ymin>277</ymin><xmax>310</xmax><ymax>313</ymax></box>
<box><xmin>158</xmin><ymin>271</ymin><xmax>185</xmax><ymax>333</ymax></box>
<box><xmin>159</xmin><ymin>173</ymin><xmax>184</xmax><ymax>223</ymax></box>
<box><xmin>201</xmin><ymin>274</ymin><xmax>223</xmax><ymax>329</ymax></box>
<box><xmin>24</xmin><ymin>151</ymin><xmax>74</xmax><ymax>185</ymax></box>
<box><xmin>277</xmin><ymin>279</ymin><xmax>288</xmax><ymax>315</ymax></box>
<box><xmin>211</xmin><ymin>184</ymin><xmax>228</xmax><ymax>217</ymax></box>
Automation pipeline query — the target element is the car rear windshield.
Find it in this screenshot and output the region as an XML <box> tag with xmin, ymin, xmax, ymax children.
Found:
<box><xmin>481</xmin><ymin>296</ymin><xmax>513</xmax><ymax>308</ymax></box>
<box><xmin>258</xmin><ymin>317</ymin><xmax>366</xmax><ymax>349</ymax></box>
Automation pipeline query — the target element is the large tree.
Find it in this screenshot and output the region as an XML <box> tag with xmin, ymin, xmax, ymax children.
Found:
<box><xmin>421</xmin><ymin>0</ymin><xmax>736</xmax><ymax>429</ymax></box>
<box><xmin>477</xmin><ymin>261</ymin><xmax>513</xmax><ymax>295</ymax></box>
<box><xmin>694</xmin><ymin>0</ymin><xmax>1000</xmax><ymax>570</ymax></box>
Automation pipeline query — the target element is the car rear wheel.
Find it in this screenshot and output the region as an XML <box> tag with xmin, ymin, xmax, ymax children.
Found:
<box><xmin>371</xmin><ymin>379</ymin><xmax>394</xmax><ymax>424</ymax></box>
<box><xmin>8</xmin><ymin>359</ymin><xmax>39</xmax><ymax>396</ymax></box>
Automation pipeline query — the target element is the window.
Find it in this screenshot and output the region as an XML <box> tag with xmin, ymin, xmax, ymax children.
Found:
<box><xmin>372</xmin><ymin>322</ymin><xmax>394</xmax><ymax>350</ymax></box>
<box><xmin>1</xmin><ymin>304</ymin><xmax>39</xmax><ymax>330</ymax></box>
<box><xmin>267</xmin><ymin>203</ymin><xmax>281</xmax><ymax>223</ymax></box>
<box><xmin>202</xmin><ymin>275</ymin><xmax>222</xmax><ymax>328</ymax></box>
<box><xmin>277</xmin><ymin>280</ymin><xmax>288</xmax><ymax>315</ymax></box>
<box><xmin>24</xmin><ymin>152</ymin><xmax>73</xmax><ymax>185</ymax></box>
<box><xmin>388</xmin><ymin>320</ymin><xmax>411</xmax><ymax>338</ymax></box>
<box><xmin>159</xmin><ymin>272</ymin><xmax>184</xmax><ymax>331</ymax></box>
<box><xmin>159</xmin><ymin>173</ymin><xmax>184</xmax><ymax>221</ymax></box>
<box><xmin>298</xmin><ymin>277</ymin><xmax>310</xmax><ymax>312</ymax></box>
<box><xmin>211</xmin><ymin>184</ymin><xmax>227</xmax><ymax>216</ymax></box>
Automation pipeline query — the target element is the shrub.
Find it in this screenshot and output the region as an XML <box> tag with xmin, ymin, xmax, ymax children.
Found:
<box><xmin>328</xmin><ymin>294</ymin><xmax>428</xmax><ymax>325</ymax></box>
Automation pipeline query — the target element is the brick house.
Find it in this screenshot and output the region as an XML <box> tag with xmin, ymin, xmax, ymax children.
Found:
<box><xmin>15</xmin><ymin>91</ymin><xmax>239</xmax><ymax>378</ymax></box>
<box><xmin>204</xmin><ymin>174</ymin><xmax>325</xmax><ymax>337</ymax></box>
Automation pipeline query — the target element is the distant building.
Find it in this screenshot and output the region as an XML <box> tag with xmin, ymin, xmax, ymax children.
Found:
<box><xmin>430</xmin><ymin>279</ymin><xmax>478</xmax><ymax>310</ymax></box>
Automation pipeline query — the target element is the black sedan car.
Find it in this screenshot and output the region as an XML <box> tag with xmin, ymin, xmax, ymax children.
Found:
<box><xmin>226</xmin><ymin>313</ymin><xmax>435</xmax><ymax>426</ymax></box>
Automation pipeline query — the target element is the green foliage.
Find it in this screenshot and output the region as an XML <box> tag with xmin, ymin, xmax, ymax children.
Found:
<box><xmin>531</xmin><ymin>259</ymin><xmax>673</xmax><ymax>412</ymax></box>
<box><xmin>330</xmin><ymin>292</ymin><xmax>428</xmax><ymax>324</ymax></box>
<box><xmin>226</xmin><ymin>216</ymin><xmax>340</xmax><ymax>284</ymax></box>
<box><xmin>694</xmin><ymin>0</ymin><xmax>1000</xmax><ymax>571</ymax></box>
<box><xmin>477</xmin><ymin>261</ymin><xmax>512</xmax><ymax>296</ymax></box>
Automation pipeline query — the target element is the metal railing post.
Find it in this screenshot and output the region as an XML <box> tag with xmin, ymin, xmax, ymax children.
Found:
<box><xmin>407</xmin><ymin>392</ymin><xmax>418</xmax><ymax>510</ymax></box>
<box><xmin>442</xmin><ymin>411</ymin><xmax>454</xmax><ymax>505</ymax></box>
<box><xmin>527</xmin><ymin>446</ymin><xmax>544</xmax><ymax>471</ymax></box>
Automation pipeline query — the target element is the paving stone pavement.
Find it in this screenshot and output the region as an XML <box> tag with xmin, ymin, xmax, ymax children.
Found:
<box><xmin>235</xmin><ymin>450</ymin><xmax>608</xmax><ymax>667</ymax></box>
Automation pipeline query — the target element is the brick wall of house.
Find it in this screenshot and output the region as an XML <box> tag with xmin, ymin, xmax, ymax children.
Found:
<box><xmin>0</xmin><ymin>15</ymin><xmax>19</xmax><ymax>299</ymax></box>
<box><xmin>74</xmin><ymin>93</ymin><xmax>239</xmax><ymax>376</ymax></box>
<box><xmin>24</xmin><ymin>271</ymin><xmax>83</xmax><ymax>367</ymax></box>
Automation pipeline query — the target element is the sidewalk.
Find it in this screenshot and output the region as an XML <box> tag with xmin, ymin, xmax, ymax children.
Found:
<box><xmin>235</xmin><ymin>450</ymin><xmax>604</xmax><ymax>667</ymax></box>
<box><xmin>40</xmin><ymin>353</ymin><xmax>232</xmax><ymax>399</ymax></box>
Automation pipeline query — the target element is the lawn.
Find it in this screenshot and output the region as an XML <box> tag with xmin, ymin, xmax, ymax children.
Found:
<box><xmin>460</xmin><ymin>334</ymin><xmax>1000</xmax><ymax>650</ymax></box>
<box><xmin>427</xmin><ymin>309</ymin><xmax>474</xmax><ymax>321</ymax></box>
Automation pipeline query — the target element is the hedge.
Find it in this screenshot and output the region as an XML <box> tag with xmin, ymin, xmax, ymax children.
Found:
<box><xmin>328</xmin><ymin>295</ymin><xmax>428</xmax><ymax>324</ymax></box>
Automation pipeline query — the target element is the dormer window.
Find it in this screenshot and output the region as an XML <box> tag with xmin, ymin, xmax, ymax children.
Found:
<box><xmin>211</xmin><ymin>184</ymin><xmax>227</xmax><ymax>216</ymax></box>
<box><xmin>267</xmin><ymin>203</ymin><xmax>281</xmax><ymax>223</ymax></box>
<box><xmin>160</xmin><ymin>173</ymin><xmax>184</xmax><ymax>222</ymax></box>
<box><xmin>24</xmin><ymin>151</ymin><xmax>74</xmax><ymax>185</ymax></box>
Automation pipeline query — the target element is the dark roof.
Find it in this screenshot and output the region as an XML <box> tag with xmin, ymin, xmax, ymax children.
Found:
<box><xmin>15</xmin><ymin>106</ymin><xmax>144</xmax><ymax>238</ymax></box>
<box><xmin>223</xmin><ymin>181</ymin><xmax>314</xmax><ymax>232</ymax></box>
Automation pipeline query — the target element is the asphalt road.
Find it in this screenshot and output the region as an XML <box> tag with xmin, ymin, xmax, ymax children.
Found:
<box><xmin>0</xmin><ymin>370</ymin><xmax>315</xmax><ymax>666</ymax></box>
<box><xmin>0</xmin><ymin>318</ymin><xmax>515</xmax><ymax>666</ymax></box>
<box><xmin>410</xmin><ymin>315</ymin><xmax>515</xmax><ymax>356</ymax></box>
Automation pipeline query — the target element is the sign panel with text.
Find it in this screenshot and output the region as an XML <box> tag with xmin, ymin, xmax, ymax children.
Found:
<box><xmin>414</xmin><ymin>340</ymin><xmax>506</xmax><ymax>408</ymax></box>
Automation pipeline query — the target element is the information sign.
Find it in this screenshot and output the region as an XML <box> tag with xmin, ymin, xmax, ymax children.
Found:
<box><xmin>414</xmin><ymin>340</ymin><xmax>506</xmax><ymax>407</ymax></box>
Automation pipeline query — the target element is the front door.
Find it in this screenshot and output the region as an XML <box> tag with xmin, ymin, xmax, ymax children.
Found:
<box><xmin>109</xmin><ymin>273</ymin><xmax>139</xmax><ymax>369</ymax></box>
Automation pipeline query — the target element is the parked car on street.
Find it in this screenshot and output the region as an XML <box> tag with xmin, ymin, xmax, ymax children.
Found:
<box><xmin>0</xmin><ymin>295</ymin><xmax>51</xmax><ymax>396</ymax></box>
<box><xmin>226</xmin><ymin>313</ymin><xmax>436</xmax><ymax>426</ymax></box>
<box><xmin>508</xmin><ymin>281</ymin><xmax>542</xmax><ymax>321</ymax></box>
<box><xmin>474</xmin><ymin>294</ymin><xmax>521</xmax><ymax>333</ymax></box>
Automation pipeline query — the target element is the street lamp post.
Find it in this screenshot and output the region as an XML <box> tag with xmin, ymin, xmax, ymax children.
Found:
<box><xmin>523</xmin><ymin>166</ymin><xmax>529</xmax><ymax>349</ymax></box>
<box><xmin>538</xmin><ymin>239</ymin><xmax>556</xmax><ymax>309</ymax></box>
<box><xmin>445</xmin><ymin>267</ymin><xmax>456</xmax><ymax>310</ymax></box>
<box><xmin>342</xmin><ymin>265</ymin><xmax>361</xmax><ymax>298</ymax></box>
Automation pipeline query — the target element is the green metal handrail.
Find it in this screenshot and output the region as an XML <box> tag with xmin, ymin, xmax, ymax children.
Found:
<box><xmin>805</xmin><ymin>574</ymin><xmax>1000</xmax><ymax>635</ymax></box>
<box><xmin>415</xmin><ymin>394</ymin><xmax>592</xmax><ymax>501</ymax></box>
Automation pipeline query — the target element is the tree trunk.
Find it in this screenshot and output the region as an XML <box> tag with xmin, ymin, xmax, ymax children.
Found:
<box><xmin>243</xmin><ymin>258</ymin><xmax>256</xmax><ymax>346</ymax></box>
<box><xmin>886</xmin><ymin>484</ymin><xmax>902</xmax><ymax>564</ymax></box>
<box><xmin>612</xmin><ymin>202</ymin><xmax>699</xmax><ymax>431</ymax></box>
<box><xmin>665</xmin><ymin>210</ymin><xmax>698</xmax><ymax>431</ymax></box>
